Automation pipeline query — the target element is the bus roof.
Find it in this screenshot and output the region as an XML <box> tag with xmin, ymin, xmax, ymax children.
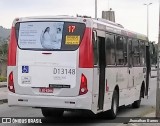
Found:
<box><xmin>92</xmin><ymin>18</ymin><xmax>148</xmax><ymax>41</ymax></box>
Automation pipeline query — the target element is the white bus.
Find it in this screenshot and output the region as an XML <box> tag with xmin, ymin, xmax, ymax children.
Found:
<box><xmin>7</xmin><ymin>16</ymin><xmax>151</xmax><ymax>119</ymax></box>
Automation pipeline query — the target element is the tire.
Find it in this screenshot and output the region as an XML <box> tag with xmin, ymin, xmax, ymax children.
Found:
<box><xmin>41</xmin><ymin>108</ymin><xmax>64</xmax><ymax>118</ymax></box>
<box><xmin>108</xmin><ymin>90</ymin><xmax>119</xmax><ymax>119</ymax></box>
<box><xmin>132</xmin><ymin>88</ymin><xmax>142</xmax><ymax>108</ymax></box>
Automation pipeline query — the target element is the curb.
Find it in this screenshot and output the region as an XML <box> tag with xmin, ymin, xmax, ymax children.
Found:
<box><xmin>0</xmin><ymin>82</ymin><xmax>7</xmax><ymax>88</ymax></box>
<box><xmin>0</xmin><ymin>85</ymin><xmax>7</xmax><ymax>88</ymax></box>
<box><xmin>0</xmin><ymin>99</ymin><xmax>8</xmax><ymax>104</ymax></box>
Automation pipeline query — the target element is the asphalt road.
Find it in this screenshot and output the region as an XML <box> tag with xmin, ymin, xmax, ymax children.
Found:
<box><xmin>0</xmin><ymin>70</ymin><xmax>157</xmax><ymax>125</ymax></box>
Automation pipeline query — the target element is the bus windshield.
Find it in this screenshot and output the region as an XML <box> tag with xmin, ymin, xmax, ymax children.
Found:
<box><xmin>15</xmin><ymin>22</ymin><xmax>86</xmax><ymax>51</ymax></box>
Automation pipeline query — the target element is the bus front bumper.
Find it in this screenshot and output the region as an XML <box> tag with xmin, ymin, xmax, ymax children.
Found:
<box><xmin>8</xmin><ymin>92</ymin><xmax>92</xmax><ymax>110</ymax></box>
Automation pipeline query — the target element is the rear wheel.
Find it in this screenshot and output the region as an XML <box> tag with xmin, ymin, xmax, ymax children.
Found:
<box><xmin>108</xmin><ymin>90</ymin><xmax>119</xmax><ymax>119</ymax></box>
<box><xmin>41</xmin><ymin>108</ymin><xmax>64</xmax><ymax>118</ymax></box>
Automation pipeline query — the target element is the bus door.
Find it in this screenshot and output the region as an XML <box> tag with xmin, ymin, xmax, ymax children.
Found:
<box><xmin>92</xmin><ymin>32</ymin><xmax>106</xmax><ymax>111</ymax></box>
<box><xmin>128</xmin><ymin>39</ymin><xmax>134</xmax><ymax>88</ymax></box>
<box><xmin>92</xmin><ymin>31</ymin><xmax>99</xmax><ymax>112</ymax></box>
<box><xmin>145</xmin><ymin>45</ymin><xmax>151</xmax><ymax>96</ymax></box>
<box><xmin>97</xmin><ymin>36</ymin><xmax>106</xmax><ymax>110</ymax></box>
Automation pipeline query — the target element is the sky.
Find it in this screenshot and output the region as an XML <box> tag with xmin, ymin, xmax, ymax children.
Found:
<box><xmin>0</xmin><ymin>0</ymin><xmax>159</xmax><ymax>42</ymax></box>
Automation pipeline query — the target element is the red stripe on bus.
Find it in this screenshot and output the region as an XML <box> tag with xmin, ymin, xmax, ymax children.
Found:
<box><xmin>79</xmin><ymin>28</ymin><xmax>93</xmax><ymax>68</ymax></box>
<box><xmin>8</xmin><ymin>27</ymin><xmax>17</xmax><ymax>66</ymax></box>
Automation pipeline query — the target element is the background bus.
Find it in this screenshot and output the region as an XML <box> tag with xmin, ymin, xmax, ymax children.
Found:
<box><xmin>7</xmin><ymin>16</ymin><xmax>150</xmax><ymax>119</ymax></box>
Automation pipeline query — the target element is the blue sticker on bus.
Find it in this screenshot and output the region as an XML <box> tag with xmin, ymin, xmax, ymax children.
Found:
<box><xmin>22</xmin><ymin>66</ymin><xmax>29</xmax><ymax>73</ymax></box>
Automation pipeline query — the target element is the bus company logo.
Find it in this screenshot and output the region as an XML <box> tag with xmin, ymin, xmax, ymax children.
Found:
<box><xmin>2</xmin><ymin>118</ymin><xmax>11</xmax><ymax>123</ymax></box>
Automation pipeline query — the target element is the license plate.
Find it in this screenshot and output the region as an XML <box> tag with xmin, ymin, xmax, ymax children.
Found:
<box><xmin>39</xmin><ymin>87</ymin><xmax>53</xmax><ymax>93</ymax></box>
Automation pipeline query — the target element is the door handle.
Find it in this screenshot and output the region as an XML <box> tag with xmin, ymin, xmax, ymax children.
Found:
<box><xmin>129</xmin><ymin>70</ymin><xmax>130</xmax><ymax>74</ymax></box>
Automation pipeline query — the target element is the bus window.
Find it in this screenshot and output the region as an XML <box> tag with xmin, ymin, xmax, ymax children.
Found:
<box><xmin>116</xmin><ymin>36</ymin><xmax>124</xmax><ymax>65</ymax></box>
<box><xmin>139</xmin><ymin>41</ymin><xmax>145</xmax><ymax>66</ymax></box>
<box><xmin>15</xmin><ymin>22</ymin><xmax>86</xmax><ymax>51</ymax></box>
<box><xmin>93</xmin><ymin>31</ymin><xmax>98</xmax><ymax>65</ymax></box>
<box><xmin>106</xmin><ymin>34</ymin><xmax>115</xmax><ymax>65</ymax></box>
<box><xmin>132</xmin><ymin>39</ymin><xmax>140</xmax><ymax>66</ymax></box>
<box><xmin>123</xmin><ymin>37</ymin><xmax>128</xmax><ymax>65</ymax></box>
<box><xmin>128</xmin><ymin>39</ymin><xmax>133</xmax><ymax>67</ymax></box>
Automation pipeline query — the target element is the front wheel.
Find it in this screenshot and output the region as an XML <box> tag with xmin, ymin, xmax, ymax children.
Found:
<box><xmin>41</xmin><ymin>108</ymin><xmax>64</xmax><ymax>118</ymax></box>
<box><xmin>108</xmin><ymin>90</ymin><xmax>119</xmax><ymax>119</ymax></box>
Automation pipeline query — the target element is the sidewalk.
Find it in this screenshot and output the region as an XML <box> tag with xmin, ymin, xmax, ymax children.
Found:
<box><xmin>0</xmin><ymin>82</ymin><xmax>7</xmax><ymax>104</ymax></box>
<box><xmin>132</xmin><ymin>112</ymin><xmax>159</xmax><ymax>126</ymax></box>
<box><xmin>118</xmin><ymin>111</ymin><xmax>159</xmax><ymax>126</ymax></box>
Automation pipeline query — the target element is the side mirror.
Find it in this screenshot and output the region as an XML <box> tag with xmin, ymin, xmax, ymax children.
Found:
<box><xmin>93</xmin><ymin>31</ymin><xmax>97</xmax><ymax>42</ymax></box>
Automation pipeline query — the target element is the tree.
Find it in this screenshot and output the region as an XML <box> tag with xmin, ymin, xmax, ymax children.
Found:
<box><xmin>0</xmin><ymin>43</ymin><xmax>8</xmax><ymax>58</ymax></box>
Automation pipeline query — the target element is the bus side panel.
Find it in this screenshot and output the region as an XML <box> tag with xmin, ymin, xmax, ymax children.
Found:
<box><xmin>91</xmin><ymin>68</ymin><xmax>100</xmax><ymax>113</ymax></box>
<box><xmin>77</xmin><ymin>68</ymin><xmax>93</xmax><ymax>110</ymax></box>
<box><xmin>133</xmin><ymin>66</ymin><xmax>145</xmax><ymax>99</ymax></box>
<box><xmin>103</xmin><ymin>66</ymin><xmax>145</xmax><ymax>111</ymax></box>
<box><xmin>8</xmin><ymin>27</ymin><xmax>17</xmax><ymax>66</ymax></box>
<box><xmin>104</xmin><ymin>67</ymin><xmax>129</xmax><ymax>110</ymax></box>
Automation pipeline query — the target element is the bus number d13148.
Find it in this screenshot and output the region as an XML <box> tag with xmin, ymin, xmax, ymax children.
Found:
<box><xmin>53</xmin><ymin>68</ymin><xmax>75</xmax><ymax>75</ymax></box>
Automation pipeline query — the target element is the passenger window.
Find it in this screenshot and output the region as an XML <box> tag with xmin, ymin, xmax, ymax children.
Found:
<box><xmin>132</xmin><ymin>39</ymin><xmax>140</xmax><ymax>66</ymax></box>
<box><xmin>92</xmin><ymin>32</ymin><xmax>98</xmax><ymax>65</ymax></box>
<box><xmin>139</xmin><ymin>41</ymin><xmax>145</xmax><ymax>66</ymax></box>
<box><xmin>116</xmin><ymin>36</ymin><xmax>124</xmax><ymax>65</ymax></box>
<box><xmin>106</xmin><ymin>34</ymin><xmax>115</xmax><ymax>65</ymax></box>
<box><xmin>128</xmin><ymin>39</ymin><xmax>133</xmax><ymax>66</ymax></box>
<box><xmin>123</xmin><ymin>38</ymin><xmax>127</xmax><ymax>65</ymax></box>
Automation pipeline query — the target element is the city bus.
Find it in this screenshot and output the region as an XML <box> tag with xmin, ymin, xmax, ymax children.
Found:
<box><xmin>7</xmin><ymin>16</ymin><xmax>150</xmax><ymax>119</ymax></box>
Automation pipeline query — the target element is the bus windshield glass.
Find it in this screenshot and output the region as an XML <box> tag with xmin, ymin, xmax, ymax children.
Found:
<box><xmin>15</xmin><ymin>22</ymin><xmax>86</xmax><ymax>51</ymax></box>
